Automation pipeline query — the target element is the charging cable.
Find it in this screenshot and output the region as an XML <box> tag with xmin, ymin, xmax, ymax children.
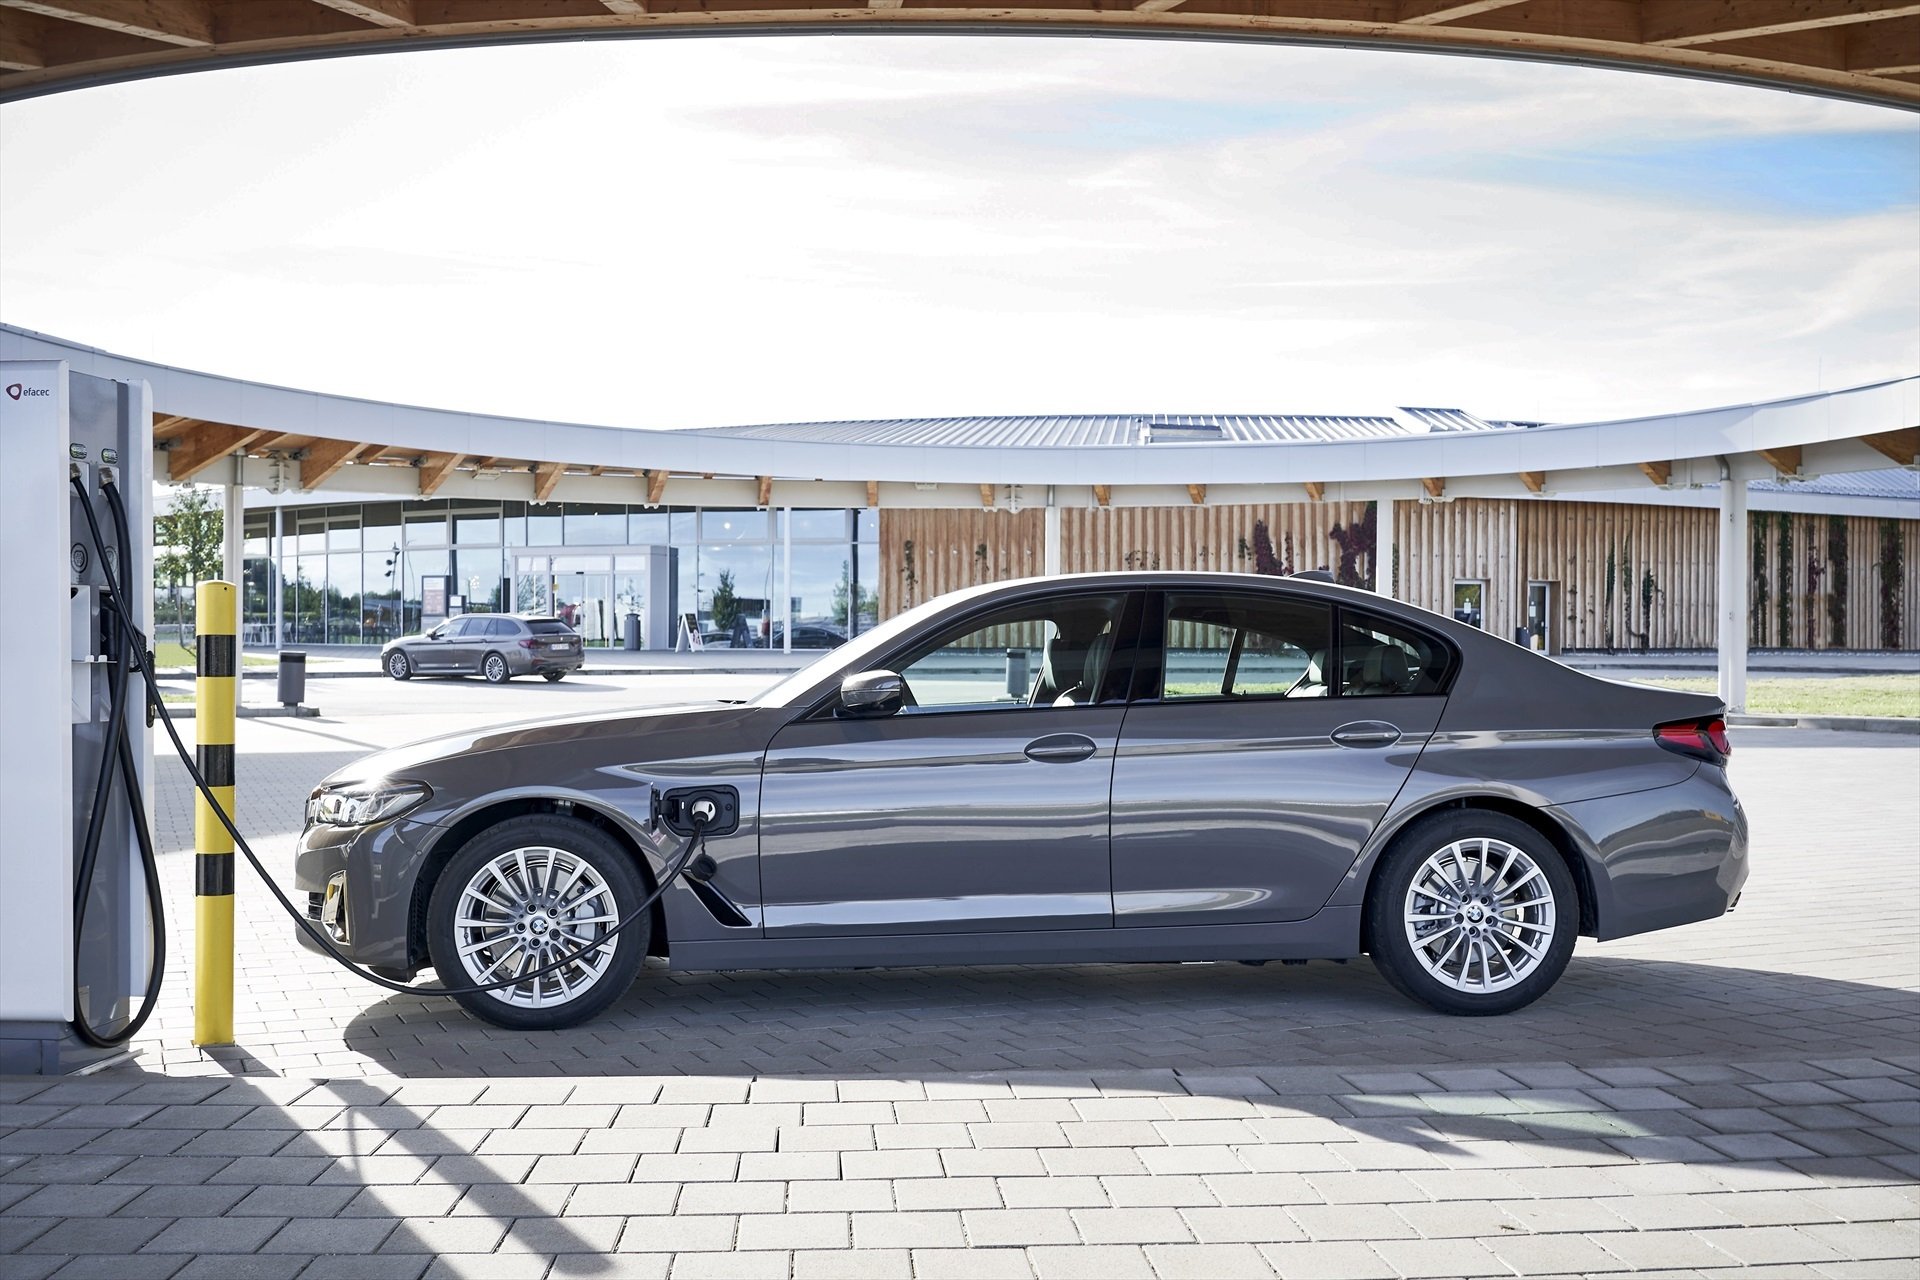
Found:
<box><xmin>73</xmin><ymin>476</ymin><xmax>712</xmax><ymax>1005</ymax></box>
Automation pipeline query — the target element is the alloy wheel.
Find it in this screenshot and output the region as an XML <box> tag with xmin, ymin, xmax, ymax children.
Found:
<box><xmin>1402</xmin><ymin>837</ymin><xmax>1556</xmax><ymax>994</ymax></box>
<box><xmin>451</xmin><ymin>845</ymin><xmax>620</xmax><ymax>1008</ymax></box>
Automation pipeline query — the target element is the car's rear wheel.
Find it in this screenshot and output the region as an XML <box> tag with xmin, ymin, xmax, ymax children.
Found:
<box><xmin>425</xmin><ymin>814</ymin><xmax>648</xmax><ymax>1029</ymax></box>
<box><xmin>483</xmin><ymin>652</ymin><xmax>511</xmax><ymax>683</ymax></box>
<box><xmin>543</xmin><ymin>671</ymin><xmax>566</xmax><ymax>683</ymax></box>
<box><xmin>1366</xmin><ymin>810</ymin><xmax>1577</xmax><ymax>1016</ymax></box>
<box><xmin>386</xmin><ymin>651</ymin><xmax>412</xmax><ymax>681</ymax></box>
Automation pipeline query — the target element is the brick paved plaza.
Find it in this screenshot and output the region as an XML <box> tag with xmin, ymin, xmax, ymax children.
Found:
<box><xmin>2</xmin><ymin>674</ymin><xmax>1916</xmax><ymax>1279</ymax></box>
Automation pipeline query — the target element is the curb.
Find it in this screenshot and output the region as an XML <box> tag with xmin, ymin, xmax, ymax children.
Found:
<box><xmin>1727</xmin><ymin>713</ymin><xmax>1919</xmax><ymax>735</ymax></box>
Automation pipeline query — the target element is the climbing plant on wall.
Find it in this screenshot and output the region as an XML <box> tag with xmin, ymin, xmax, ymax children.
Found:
<box><xmin>1603</xmin><ymin>540</ymin><xmax>1617</xmax><ymax>653</ymax></box>
<box><xmin>1750</xmin><ymin>512</ymin><xmax>1771</xmax><ymax>647</ymax></box>
<box><xmin>1329</xmin><ymin>502</ymin><xmax>1377</xmax><ymax>590</ymax></box>
<box><xmin>1827</xmin><ymin>515</ymin><xmax>1848</xmax><ymax>648</ymax></box>
<box><xmin>1882</xmin><ymin>519</ymin><xmax>1905</xmax><ymax>650</ymax></box>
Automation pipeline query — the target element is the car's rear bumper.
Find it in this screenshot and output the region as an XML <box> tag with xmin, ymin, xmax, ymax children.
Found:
<box><xmin>1549</xmin><ymin>765</ymin><xmax>1749</xmax><ymax>942</ymax></box>
<box><xmin>513</xmin><ymin>650</ymin><xmax>585</xmax><ymax>674</ymax></box>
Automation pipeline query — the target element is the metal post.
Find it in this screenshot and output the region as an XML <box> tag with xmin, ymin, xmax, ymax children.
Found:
<box><xmin>781</xmin><ymin>509</ymin><xmax>793</xmax><ymax>655</ymax></box>
<box><xmin>271</xmin><ymin>514</ymin><xmax>283</xmax><ymax>651</ymax></box>
<box><xmin>223</xmin><ymin>457</ymin><xmax>245</xmax><ymax>596</ymax></box>
<box><xmin>193</xmin><ymin>581</ymin><xmax>237</xmax><ymax>1047</ymax></box>
<box><xmin>1376</xmin><ymin>497</ymin><xmax>1395</xmax><ymax>598</ymax></box>
<box><xmin>1044</xmin><ymin>488</ymin><xmax>1062</xmax><ymax>577</ymax></box>
<box><xmin>1717</xmin><ymin>465</ymin><xmax>1749</xmax><ymax>713</ymax></box>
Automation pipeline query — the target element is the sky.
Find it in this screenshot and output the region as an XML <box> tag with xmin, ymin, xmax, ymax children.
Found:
<box><xmin>1</xmin><ymin>35</ymin><xmax>1916</xmax><ymax>430</ymax></box>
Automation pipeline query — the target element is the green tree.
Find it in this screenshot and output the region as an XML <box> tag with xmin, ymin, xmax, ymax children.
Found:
<box><xmin>154</xmin><ymin>486</ymin><xmax>224</xmax><ymax>642</ymax></box>
<box><xmin>710</xmin><ymin>569</ymin><xmax>741</xmax><ymax>632</ymax></box>
<box><xmin>831</xmin><ymin>560</ymin><xmax>876</xmax><ymax>628</ymax></box>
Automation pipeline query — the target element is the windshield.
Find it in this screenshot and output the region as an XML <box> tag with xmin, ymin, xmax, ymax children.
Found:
<box><xmin>754</xmin><ymin>592</ymin><xmax>961</xmax><ymax>708</ymax></box>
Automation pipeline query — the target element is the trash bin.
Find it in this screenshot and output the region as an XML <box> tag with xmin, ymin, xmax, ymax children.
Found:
<box><xmin>277</xmin><ymin>651</ymin><xmax>306</xmax><ymax>707</ymax></box>
<box><xmin>623</xmin><ymin>612</ymin><xmax>641</xmax><ymax>651</ymax></box>
<box><xmin>1513</xmin><ymin>626</ymin><xmax>1528</xmax><ymax>647</ymax></box>
<box><xmin>1005</xmin><ymin>648</ymin><xmax>1030</xmax><ymax>698</ymax></box>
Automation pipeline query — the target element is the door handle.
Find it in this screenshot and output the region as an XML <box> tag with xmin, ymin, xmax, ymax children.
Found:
<box><xmin>1024</xmin><ymin>734</ymin><xmax>1098</xmax><ymax>763</ymax></box>
<box><xmin>1331</xmin><ymin>721</ymin><xmax>1402</xmax><ymax>748</ymax></box>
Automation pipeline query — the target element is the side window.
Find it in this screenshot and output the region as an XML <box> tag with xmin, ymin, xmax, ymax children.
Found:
<box><xmin>444</xmin><ymin>617</ymin><xmax>478</xmax><ymax>639</ymax></box>
<box><xmin>1339</xmin><ymin>611</ymin><xmax>1450</xmax><ymax>697</ymax></box>
<box><xmin>485</xmin><ymin>618</ymin><xmax>518</xmax><ymax>638</ymax></box>
<box><xmin>1162</xmin><ymin>593</ymin><xmax>1332</xmax><ymax>701</ymax></box>
<box><xmin>894</xmin><ymin>593</ymin><xmax>1130</xmax><ymax>714</ymax></box>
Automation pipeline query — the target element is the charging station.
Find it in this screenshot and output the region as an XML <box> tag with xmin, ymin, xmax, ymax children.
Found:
<box><xmin>0</xmin><ymin>359</ymin><xmax>158</xmax><ymax>1074</ymax></box>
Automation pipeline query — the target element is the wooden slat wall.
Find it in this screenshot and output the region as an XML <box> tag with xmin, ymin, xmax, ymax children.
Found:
<box><xmin>881</xmin><ymin>501</ymin><xmax>1918</xmax><ymax>651</ymax></box>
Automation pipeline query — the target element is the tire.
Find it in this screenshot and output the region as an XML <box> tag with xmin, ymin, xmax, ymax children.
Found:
<box><xmin>1365</xmin><ymin>810</ymin><xmax>1578</xmax><ymax>1016</ymax></box>
<box><xmin>483</xmin><ymin>651</ymin><xmax>511</xmax><ymax>684</ymax></box>
<box><xmin>425</xmin><ymin>814</ymin><xmax>649</xmax><ymax>1030</ymax></box>
<box><xmin>386</xmin><ymin>651</ymin><xmax>412</xmax><ymax>681</ymax></box>
<box><xmin>543</xmin><ymin>671</ymin><xmax>566</xmax><ymax>683</ymax></box>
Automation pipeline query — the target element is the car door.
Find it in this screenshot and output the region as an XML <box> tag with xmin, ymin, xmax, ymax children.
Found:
<box><xmin>758</xmin><ymin>589</ymin><xmax>1142</xmax><ymax>937</ymax></box>
<box><xmin>438</xmin><ymin>616</ymin><xmax>485</xmax><ymax>672</ymax></box>
<box><xmin>411</xmin><ymin>619</ymin><xmax>457</xmax><ymax>671</ymax></box>
<box><xmin>1110</xmin><ymin>590</ymin><xmax>1451</xmax><ymax>929</ymax></box>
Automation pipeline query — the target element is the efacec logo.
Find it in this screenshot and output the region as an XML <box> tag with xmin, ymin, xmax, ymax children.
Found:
<box><xmin>6</xmin><ymin>383</ymin><xmax>52</xmax><ymax>400</ymax></box>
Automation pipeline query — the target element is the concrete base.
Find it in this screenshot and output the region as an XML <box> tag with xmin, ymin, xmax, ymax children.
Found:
<box><xmin>0</xmin><ymin>1019</ymin><xmax>127</xmax><ymax>1075</ymax></box>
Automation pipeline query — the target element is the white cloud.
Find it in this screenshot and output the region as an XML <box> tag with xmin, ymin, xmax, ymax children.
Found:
<box><xmin>1</xmin><ymin>35</ymin><xmax>1914</xmax><ymax>430</ymax></box>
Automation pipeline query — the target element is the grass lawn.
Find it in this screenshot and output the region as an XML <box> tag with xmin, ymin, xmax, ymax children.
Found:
<box><xmin>152</xmin><ymin>640</ymin><xmax>275</xmax><ymax>670</ymax></box>
<box><xmin>1634</xmin><ymin>674</ymin><xmax>1920</xmax><ymax>719</ymax></box>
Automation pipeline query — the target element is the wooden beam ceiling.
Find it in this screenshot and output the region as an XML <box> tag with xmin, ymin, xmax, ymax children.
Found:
<box><xmin>1759</xmin><ymin>445</ymin><xmax>1804</xmax><ymax>476</ymax></box>
<box><xmin>300</xmin><ymin>437</ymin><xmax>366</xmax><ymax>490</ymax></box>
<box><xmin>1639</xmin><ymin>460</ymin><xmax>1674</xmax><ymax>487</ymax></box>
<box><xmin>756</xmin><ymin>475</ymin><xmax>772</xmax><ymax>507</ymax></box>
<box><xmin>1186</xmin><ymin>483</ymin><xmax>1206</xmax><ymax>505</ymax></box>
<box><xmin>417</xmin><ymin>450</ymin><xmax>464</xmax><ymax>497</ymax></box>
<box><xmin>865</xmin><ymin>480</ymin><xmax>878</xmax><ymax>508</ymax></box>
<box><xmin>1862</xmin><ymin>427</ymin><xmax>1919</xmax><ymax>466</ymax></box>
<box><xmin>165</xmin><ymin>420</ymin><xmax>271</xmax><ymax>481</ymax></box>
<box><xmin>646</xmin><ymin>468</ymin><xmax>668</xmax><ymax>506</ymax></box>
<box><xmin>532</xmin><ymin>460</ymin><xmax>565</xmax><ymax>504</ymax></box>
<box><xmin>1092</xmin><ymin>484</ymin><xmax>1111</xmax><ymax>507</ymax></box>
<box><xmin>1422</xmin><ymin>476</ymin><xmax>1446</xmax><ymax>498</ymax></box>
<box><xmin>4</xmin><ymin>1</ymin><xmax>1918</xmax><ymax>106</ymax></box>
<box><xmin>1520</xmin><ymin>470</ymin><xmax>1546</xmax><ymax>493</ymax></box>
<box><xmin>1304</xmin><ymin>481</ymin><xmax>1326</xmax><ymax>502</ymax></box>
<box><xmin>979</xmin><ymin>484</ymin><xmax>995</xmax><ymax>509</ymax></box>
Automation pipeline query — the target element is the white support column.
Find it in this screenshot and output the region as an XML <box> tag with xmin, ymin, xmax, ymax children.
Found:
<box><xmin>223</xmin><ymin>454</ymin><xmax>245</xmax><ymax>600</ymax></box>
<box><xmin>1376</xmin><ymin>497</ymin><xmax>1396</xmax><ymax>598</ymax></box>
<box><xmin>1717</xmin><ymin>469</ymin><xmax>1749</xmax><ymax>712</ymax></box>
<box><xmin>271</xmin><ymin>512</ymin><xmax>284</xmax><ymax>651</ymax></box>
<box><xmin>1044</xmin><ymin>487</ymin><xmax>1062</xmax><ymax>577</ymax></box>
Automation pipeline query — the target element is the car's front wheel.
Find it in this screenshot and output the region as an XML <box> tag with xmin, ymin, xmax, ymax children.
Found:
<box><xmin>483</xmin><ymin>652</ymin><xmax>511</xmax><ymax>684</ymax></box>
<box><xmin>425</xmin><ymin>814</ymin><xmax>648</xmax><ymax>1029</ymax></box>
<box><xmin>1366</xmin><ymin>810</ymin><xmax>1577</xmax><ymax>1016</ymax></box>
<box><xmin>386</xmin><ymin>651</ymin><xmax>412</xmax><ymax>681</ymax></box>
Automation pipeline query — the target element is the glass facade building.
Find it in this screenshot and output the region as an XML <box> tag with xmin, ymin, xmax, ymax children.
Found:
<box><xmin>242</xmin><ymin>500</ymin><xmax>880</xmax><ymax>648</ymax></box>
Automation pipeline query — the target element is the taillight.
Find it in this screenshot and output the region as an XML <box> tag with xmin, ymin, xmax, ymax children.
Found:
<box><xmin>518</xmin><ymin>638</ymin><xmax>537</xmax><ymax>649</ymax></box>
<box><xmin>1655</xmin><ymin>716</ymin><xmax>1731</xmax><ymax>765</ymax></box>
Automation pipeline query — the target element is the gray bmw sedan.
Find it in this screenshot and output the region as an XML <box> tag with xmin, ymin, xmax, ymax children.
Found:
<box><xmin>297</xmin><ymin>573</ymin><xmax>1746</xmax><ymax>1029</ymax></box>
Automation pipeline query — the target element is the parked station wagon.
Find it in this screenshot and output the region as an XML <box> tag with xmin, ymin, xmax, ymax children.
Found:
<box><xmin>382</xmin><ymin>614</ymin><xmax>584</xmax><ymax>684</ymax></box>
<box><xmin>303</xmin><ymin>573</ymin><xmax>1747</xmax><ymax>1028</ymax></box>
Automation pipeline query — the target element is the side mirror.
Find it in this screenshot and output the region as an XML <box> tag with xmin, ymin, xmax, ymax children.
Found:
<box><xmin>840</xmin><ymin>670</ymin><xmax>904</xmax><ymax>718</ymax></box>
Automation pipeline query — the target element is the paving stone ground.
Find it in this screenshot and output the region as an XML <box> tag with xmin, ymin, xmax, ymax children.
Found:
<box><xmin>3</xmin><ymin>676</ymin><xmax>1916</xmax><ymax>1278</ymax></box>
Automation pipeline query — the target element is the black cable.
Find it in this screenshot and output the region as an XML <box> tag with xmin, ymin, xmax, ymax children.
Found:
<box><xmin>67</xmin><ymin>477</ymin><xmax>164</xmax><ymax>1048</ymax></box>
<box><xmin>83</xmin><ymin>476</ymin><xmax>703</xmax><ymax>1002</ymax></box>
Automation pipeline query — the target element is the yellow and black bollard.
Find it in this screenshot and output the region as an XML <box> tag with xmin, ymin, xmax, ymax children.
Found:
<box><xmin>194</xmin><ymin>581</ymin><xmax>237</xmax><ymax>1047</ymax></box>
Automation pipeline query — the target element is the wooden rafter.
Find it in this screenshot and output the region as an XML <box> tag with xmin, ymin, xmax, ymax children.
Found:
<box><xmin>1759</xmin><ymin>445</ymin><xmax>1804</xmax><ymax>476</ymax></box>
<box><xmin>417</xmin><ymin>451</ymin><xmax>465</xmax><ymax>497</ymax></box>
<box><xmin>756</xmin><ymin>475</ymin><xmax>773</xmax><ymax>507</ymax></box>
<box><xmin>1134</xmin><ymin>0</ymin><xmax>1188</xmax><ymax>11</ymax></box>
<box><xmin>1638</xmin><ymin>460</ymin><xmax>1673</xmax><ymax>487</ymax></box>
<box><xmin>300</xmin><ymin>438</ymin><xmax>366</xmax><ymax>490</ymax></box>
<box><xmin>599</xmin><ymin>1</ymin><xmax>645</xmax><ymax>14</ymax></box>
<box><xmin>152</xmin><ymin>413</ymin><xmax>193</xmax><ymax>436</ymax></box>
<box><xmin>1398</xmin><ymin>0</ymin><xmax>1529</xmax><ymax>24</ymax></box>
<box><xmin>532</xmin><ymin>460</ymin><xmax>565</xmax><ymax>504</ymax></box>
<box><xmin>1646</xmin><ymin>0</ymin><xmax>1918</xmax><ymax>46</ymax></box>
<box><xmin>309</xmin><ymin>0</ymin><xmax>415</xmax><ymax>26</ymax></box>
<box><xmin>3</xmin><ymin>0</ymin><xmax>215</xmax><ymax>47</ymax></box>
<box><xmin>1092</xmin><ymin>484</ymin><xmax>1111</xmax><ymax>507</ymax></box>
<box><xmin>979</xmin><ymin>484</ymin><xmax>995</xmax><ymax>509</ymax></box>
<box><xmin>1519</xmin><ymin>471</ymin><xmax>1546</xmax><ymax>494</ymax></box>
<box><xmin>1186</xmin><ymin>483</ymin><xmax>1206</xmax><ymax>505</ymax></box>
<box><xmin>646</xmin><ymin>468</ymin><xmax>668</xmax><ymax>506</ymax></box>
<box><xmin>1422</xmin><ymin>476</ymin><xmax>1446</xmax><ymax>498</ymax></box>
<box><xmin>166</xmin><ymin>421</ymin><xmax>272</xmax><ymax>481</ymax></box>
<box><xmin>1862</xmin><ymin>427</ymin><xmax>1919</xmax><ymax>466</ymax></box>
<box><xmin>1304</xmin><ymin>481</ymin><xmax>1326</xmax><ymax>502</ymax></box>
<box><xmin>865</xmin><ymin>480</ymin><xmax>878</xmax><ymax>508</ymax></box>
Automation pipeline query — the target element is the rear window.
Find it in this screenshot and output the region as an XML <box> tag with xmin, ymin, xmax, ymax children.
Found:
<box><xmin>1337</xmin><ymin>610</ymin><xmax>1451</xmax><ymax>697</ymax></box>
<box><xmin>484</xmin><ymin>618</ymin><xmax>518</xmax><ymax>638</ymax></box>
<box><xmin>526</xmin><ymin>620</ymin><xmax>574</xmax><ymax>635</ymax></box>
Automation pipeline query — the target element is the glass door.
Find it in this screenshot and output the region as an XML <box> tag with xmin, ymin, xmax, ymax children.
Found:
<box><xmin>553</xmin><ymin>556</ymin><xmax>614</xmax><ymax>646</ymax></box>
<box><xmin>1526</xmin><ymin>581</ymin><xmax>1554</xmax><ymax>653</ymax></box>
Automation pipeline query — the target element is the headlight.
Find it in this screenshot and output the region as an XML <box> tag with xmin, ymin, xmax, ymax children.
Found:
<box><xmin>306</xmin><ymin>780</ymin><xmax>431</xmax><ymax>828</ymax></box>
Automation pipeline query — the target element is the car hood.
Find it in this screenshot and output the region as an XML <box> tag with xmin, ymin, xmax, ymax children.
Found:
<box><xmin>317</xmin><ymin>701</ymin><xmax>766</xmax><ymax>790</ymax></box>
